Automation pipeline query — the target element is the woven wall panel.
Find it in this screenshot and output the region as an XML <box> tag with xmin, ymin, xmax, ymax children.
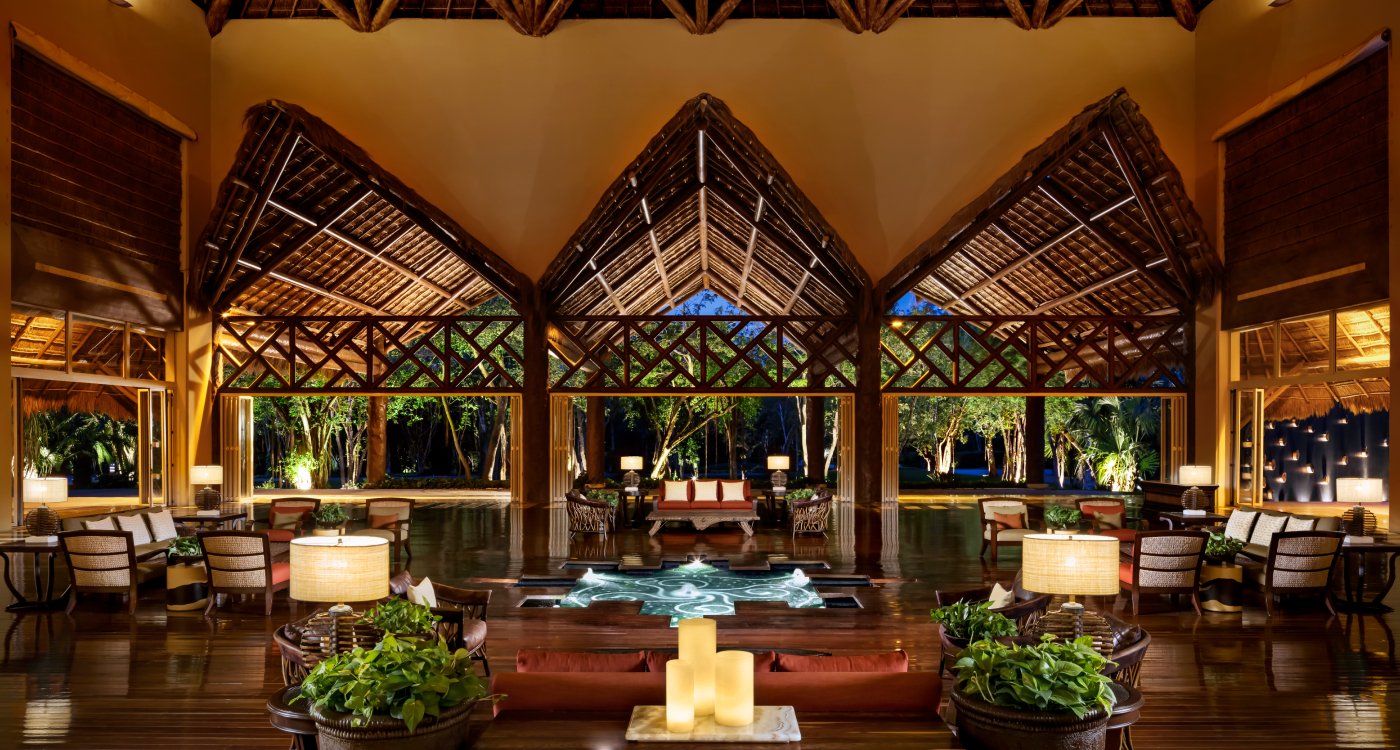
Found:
<box><xmin>11</xmin><ymin>47</ymin><xmax>183</xmax><ymax>272</ymax></box>
<box><xmin>1223</xmin><ymin>47</ymin><xmax>1388</xmax><ymax>329</ymax></box>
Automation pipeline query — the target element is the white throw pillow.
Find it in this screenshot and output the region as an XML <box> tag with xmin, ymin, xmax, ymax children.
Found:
<box><xmin>1248</xmin><ymin>513</ymin><xmax>1289</xmax><ymax>548</ymax></box>
<box><xmin>116</xmin><ymin>514</ymin><xmax>152</xmax><ymax>545</ymax></box>
<box><xmin>146</xmin><ymin>510</ymin><xmax>180</xmax><ymax>542</ymax></box>
<box><xmin>1223</xmin><ymin>509</ymin><xmax>1258</xmax><ymax>543</ymax></box>
<box><xmin>663</xmin><ymin>481</ymin><xmax>690</xmax><ymax>502</ymax></box>
<box><xmin>1284</xmin><ymin>515</ymin><xmax>1317</xmax><ymax>532</ymax></box>
<box><xmin>720</xmin><ymin>481</ymin><xmax>748</xmax><ymax>502</ymax></box>
<box><xmin>988</xmin><ymin>583</ymin><xmax>1015</xmax><ymax>609</ymax></box>
<box><xmin>692</xmin><ymin>480</ymin><xmax>719</xmax><ymax>502</ymax></box>
<box><xmin>406</xmin><ymin>577</ymin><xmax>438</xmax><ymax>609</ymax></box>
<box><xmin>83</xmin><ymin>516</ymin><xmax>117</xmax><ymax>531</ymax></box>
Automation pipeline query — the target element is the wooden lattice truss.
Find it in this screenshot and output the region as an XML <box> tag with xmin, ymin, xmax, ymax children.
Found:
<box><xmin>1235</xmin><ymin>305</ymin><xmax>1392</xmax><ymax>420</ymax></box>
<box><xmin>198</xmin><ymin>0</ymin><xmax>1212</xmax><ymax>37</ymax></box>
<box><xmin>10</xmin><ymin>309</ymin><xmax>169</xmax><ymax>418</ymax></box>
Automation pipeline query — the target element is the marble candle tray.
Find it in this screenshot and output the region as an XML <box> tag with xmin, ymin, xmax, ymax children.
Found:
<box><xmin>625</xmin><ymin>705</ymin><xmax>800</xmax><ymax>743</ymax></box>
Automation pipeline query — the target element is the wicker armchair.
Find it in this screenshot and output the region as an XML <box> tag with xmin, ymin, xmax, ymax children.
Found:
<box><xmin>1244</xmin><ymin>530</ymin><xmax>1344</xmax><ymax>617</ymax></box>
<box><xmin>977</xmin><ymin>498</ymin><xmax>1032</xmax><ymax>562</ymax></box>
<box><xmin>389</xmin><ymin>570</ymin><xmax>493</xmax><ymax>675</ymax></box>
<box><xmin>253</xmin><ymin>498</ymin><xmax>321</xmax><ymax>543</ymax></box>
<box><xmin>1120</xmin><ymin>530</ymin><xmax>1208</xmax><ymax>615</ymax></box>
<box><xmin>199</xmin><ymin>530</ymin><xmax>290</xmax><ymax>616</ymax></box>
<box><xmin>58</xmin><ymin>530</ymin><xmax>166</xmax><ymax>614</ymax></box>
<box><xmin>790</xmin><ymin>487</ymin><xmax>833</xmax><ymax>537</ymax></box>
<box><xmin>350</xmin><ymin>497</ymin><xmax>415</xmax><ymax>564</ymax></box>
<box><xmin>565</xmin><ymin>490</ymin><xmax>613</xmax><ymax>538</ymax></box>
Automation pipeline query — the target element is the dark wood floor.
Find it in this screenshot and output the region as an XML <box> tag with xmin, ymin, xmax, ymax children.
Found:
<box><xmin>2</xmin><ymin>498</ymin><xmax>1397</xmax><ymax>749</ymax></box>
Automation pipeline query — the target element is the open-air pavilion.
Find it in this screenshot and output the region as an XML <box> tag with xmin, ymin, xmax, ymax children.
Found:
<box><xmin>0</xmin><ymin>1</ymin><xmax>1397</xmax><ymax>749</ymax></box>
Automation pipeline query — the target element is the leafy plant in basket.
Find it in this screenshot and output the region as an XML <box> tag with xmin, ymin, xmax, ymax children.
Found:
<box><xmin>785</xmin><ymin>488</ymin><xmax>815</xmax><ymax>503</ymax></box>
<box><xmin>166</xmin><ymin>536</ymin><xmax>202</xmax><ymax>560</ymax></box>
<box><xmin>930</xmin><ymin>601</ymin><xmax>1017</xmax><ymax>643</ymax></box>
<box><xmin>585</xmin><ymin>489</ymin><xmax>620</xmax><ymax>507</ymax></box>
<box><xmin>1204</xmin><ymin>531</ymin><xmax>1244</xmax><ymax>564</ymax></box>
<box><xmin>1043</xmin><ymin>505</ymin><xmax>1083</xmax><ymax>530</ymax></box>
<box><xmin>364</xmin><ymin>598</ymin><xmax>441</xmax><ymax>637</ymax></box>
<box><xmin>313</xmin><ymin>503</ymin><xmax>348</xmax><ymax>527</ymax></box>
<box><xmin>296</xmin><ymin>635</ymin><xmax>488</xmax><ymax>734</ymax></box>
<box><xmin>954</xmin><ymin>634</ymin><xmax>1117</xmax><ymax>719</ymax></box>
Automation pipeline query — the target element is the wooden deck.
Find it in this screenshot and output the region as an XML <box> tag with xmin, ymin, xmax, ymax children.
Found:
<box><xmin>1</xmin><ymin>498</ymin><xmax>1396</xmax><ymax>749</ymax></box>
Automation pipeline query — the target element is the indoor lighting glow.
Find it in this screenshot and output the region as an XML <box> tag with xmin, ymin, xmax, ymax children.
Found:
<box><xmin>1336</xmin><ymin>477</ymin><xmax>1384</xmax><ymax>504</ymax></box>
<box><xmin>1177</xmin><ymin>465</ymin><xmax>1213</xmax><ymax>486</ymax></box>
<box><xmin>1287</xmin><ymin>451</ymin><xmax>1300</xmax><ymax>461</ymax></box>
<box><xmin>766</xmin><ymin>455</ymin><xmax>790</xmax><ymax>471</ymax></box>
<box><xmin>714</xmin><ymin>651</ymin><xmax>755</xmax><ymax>727</ymax></box>
<box><xmin>1021</xmin><ymin>535</ymin><xmax>1119</xmax><ymax>599</ymax></box>
<box><xmin>678</xmin><ymin>618</ymin><xmax>717</xmax><ymax>716</ymax></box>
<box><xmin>289</xmin><ymin>536</ymin><xmax>389</xmax><ymax>614</ymax></box>
<box><xmin>665</xmin><ymin>660</ymin><xmax>696</xmax><ymax>733</ymax></box>
<box><xmin>191</xmin><ymin>465</ymin><xmax>223</xmax><ymax>485</ymax></box>
<box><xmin>620</xmin><ymin>456</ymin><xmax>644</xmax><ymax>471</ymax></box>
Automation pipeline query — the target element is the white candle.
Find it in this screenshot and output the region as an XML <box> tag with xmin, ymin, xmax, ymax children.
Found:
<box><xmin>677</xmin><ymin>617</ymin><xmax>717</xmax><ymax>716</ymax></box>
<box><xmin>665</xmin><ymin>659</ymin><xmax>695</xmax><ymax>733</ymax></box>
<box><xmin>714</xmin><ymin>650</ymin><xmax>754</xmax><ymax>727</ymax></box>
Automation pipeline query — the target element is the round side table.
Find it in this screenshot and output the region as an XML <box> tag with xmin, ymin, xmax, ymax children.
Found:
<box><xmin>166</xmin><ymin>558</ymin><xmax>209</xmax><ymax>612</ymax></box>
<box><xmin>1200</xmin><ymin>562</ymin><xmax>1243</xmax><ymax>614</ymax></box>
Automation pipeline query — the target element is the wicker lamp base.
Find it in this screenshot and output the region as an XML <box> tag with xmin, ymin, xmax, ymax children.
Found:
<box><xmin>1026</xmin><ymin>602</ymin><xmax>1116</xmax><ymax>656</ymax></box>
<box><xmin>195</xmin><ymin>486</ymin><xmax>223</xmax><ymax>511</ymax></box>
<box><xmin>1343</xmin><ymin>506</ymin><xmax>1377</xmax><ymax>538</ymax></box>
<box><xmin>1181</xmin><ymin>486</ymin><xmax>1208</xmax><ymax>511</ymax></box>
<box><xmin>23</xmin><ymin>505</ymin><xmax>61</xmax><ymax>536</ymax></box>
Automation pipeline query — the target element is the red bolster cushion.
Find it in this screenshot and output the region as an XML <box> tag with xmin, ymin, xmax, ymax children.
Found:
<box><xmin>369</xmin><ymin>513</ymin><xmax>399</xmax><ymax>529</ymax></box>
<box><xmin>646</xmin><ymin>650</ymin><xmax>774</xmax><ymax>674</ymax></box>
<box><xmin>515</xmin><ymin>649</ymin><xmax>647</xmax><ymax>673</ymax></box>
<box><xmin>269</xmin><ymin>562</ymin><xmax>291</xmax><ymax>586</ymax></box>
<box><xmin>774</xmin><ymin>650</ymin><xmax>909</xmax><ymax>673</ymax></box>
<box><xmin>655</xmin><ymin>500</ymin><xmax>692</xmax><ymax>511</ymax></box>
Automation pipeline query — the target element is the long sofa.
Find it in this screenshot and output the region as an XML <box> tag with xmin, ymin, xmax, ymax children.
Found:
<box><xmin>647</xmin><ymin>479</ymin><xmax>760</xmax><ymax>536</ymax></box>
<box><xmin>1220</xmin><ymin>507</ymin><xmax>1341</xmax><ymax>562</ymax></box>
<box><xmin>492</xmin><ymin>648</ymin><xmax>940</xmax><ymax>716</ymax></box>
<box><xmin>60</xmin><ymin>507</ymin><xmax>184</xmax><ymax>561</ymax></box>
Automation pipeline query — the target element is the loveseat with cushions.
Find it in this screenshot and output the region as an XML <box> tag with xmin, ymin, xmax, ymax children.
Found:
<box><xmin>1220</xmin><ymin>508</ymin><xmax>1341</xmax><ymax>562</ymax></box>
<box><xmin>61</xmin><ymin>507</ymin><xmax>185</xmax><ymax>561</ymax></box>
<box><xmin>647</xmin><ymin>479</ymin><xmax>760</xmax><ymax>536</ymax></box>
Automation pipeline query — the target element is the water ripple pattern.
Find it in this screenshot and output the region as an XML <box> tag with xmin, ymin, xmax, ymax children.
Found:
<box><xmin>558</xmin><ymin>562</ymin><xmax>825</xmax><ymax>626</ymax></box>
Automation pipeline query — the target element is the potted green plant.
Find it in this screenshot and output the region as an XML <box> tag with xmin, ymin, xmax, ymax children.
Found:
<box><xmin>585</xmin><ymin>489</ymin><xmax>619</xmax><ymax>507</ymax></box>
<box><xmin>312</xmin><ymin>504</ymin><xmax>349</xmax><ymax>536</ymax></box>
<box><xmin>298</xmin><ymin>635</ymin><xmax>489</xmax><ymax>750</ymax></box>
<box><xmin>1043</xmin><ymin>505</ymin><xmax>1082</xmax><ymax>534</ymax></box>
<box><xmin>166</xmin><ymin>536</ymin><xmax>203</xmax><ymax>565</ymax></box>
<box><xmin>364</xmin><ymin>598</ymin><xmax>441</xmax><ymax>639</ymax></box>
<box><xmin>1204</xmin><ymin>531</ymin><xmax>1244</xmax><ymax>565</ymax></box>
<box><xmin>951</xmin><ymin>635</ymin><xmax>1118</xmax><ymax>750</ymax></box>
<box><xmin>931</xmin><ymin>601</ymin><xmax>1017</xmax><ymax>648</ymax></box>
<box><xmin>785</xmin><ymin>488</ymin><xmax>815</xmax><ymax>503</ymax></box>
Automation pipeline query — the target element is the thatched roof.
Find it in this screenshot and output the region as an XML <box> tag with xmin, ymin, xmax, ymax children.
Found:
<box><xmin>196</xmin><ymin>0</ymin><xmax>1214</xmax><ymax>36</ymax></box>
<box><xmin>540</xmin><ymin>93</ymin><xmax>869</xmax><ymax>322</ymax></box>
<box><xmin>21</xmin><ymin>381</ymin><xmax>137</xmax><ymax>422</ymax></box>
<box><xmin>1248</xmin><ymin>305</ymin><xmax>1391</xmax><ymax>421</ymax></box>
<box><xmin>195</xmin><ymin>101</ymin><xmax>529</xmax><ymax>318</ymax></box>
<box><xmin>1264</xmin><ymin>380</ymin><xmax>1389</xmax><ymax>421</ymax></box>
<box><xmin>880</xmin><ymin>89</ymin><xmax>1219</xmax><ymax>321</ymax></box>
<box><xmin>10</xmin><ymin>310</ymin><xmax>166</xmax><ymax>383</ymax></box>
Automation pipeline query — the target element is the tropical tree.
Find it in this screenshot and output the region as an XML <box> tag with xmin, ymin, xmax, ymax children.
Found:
<box><xmin>1068</xmin><ymin>396</ymin><xmax>1160</xmax><ymax>491</ymax></box>
<box><xmin>1044</xmin><ymin>396</ymin><xmax>1084</xmax><ymax>488</ymax></box>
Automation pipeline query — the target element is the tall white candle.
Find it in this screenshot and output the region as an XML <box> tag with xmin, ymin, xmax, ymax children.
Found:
<box><xmin>714</xmin><ymin>650</ymin><xmax>754</xmax><ymax>727</ymax></box>
<box><xmin>677</xmin><ymin>617</ymin><xmax>717</xmax><ymax>716</ymax></box>
<box><xmin>665</xmin><ymin>659</ymin><xmax>695</xmax><ymax>733</ymax></box>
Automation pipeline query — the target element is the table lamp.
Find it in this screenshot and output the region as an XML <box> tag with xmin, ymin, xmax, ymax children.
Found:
<box><xmin>1022</xmin><ymin>534</ymin><xmax>1121</xmax><ymax>655</ymax></box>
<box><xmin>290</xmin><ymin>536</ymin><xmax>390</xmax><ymax>616</ymax></box>
<box><xmin>621</xmin><ymin>456</ymin><xmax>644</xmax><ymax>492</ymax></box>
<box><xmin>1336</xmin><ymin>477</ymin><xmax>1384</xmax><ymax>542</ymax></box>
<box><xmin>767</xmin><ymin>455</ymin><xmax>790</xmax><ymax>492</ymax></box>
<box><xmin>1177</xmin><ymin>465</ymin><xmax>1213</xmax><ymax>514</ymax></box>
<box><xmin>191</xmin><ymin>465</ymin><xmax>224</xmax><ymax>510</ymax></box>
<box><xmin>23</xmin><ymin>477</ymin><xmax>68</xmax><ymax>538</ymax></box>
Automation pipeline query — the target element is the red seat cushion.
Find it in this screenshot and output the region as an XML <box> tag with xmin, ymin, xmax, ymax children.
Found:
<box><xmin>655</xmin><ymin>500</ymin><xmax>691</xmax><ymax>511</ymax></box>
<box><xmin>992</xmin><ymin>512</ymin><xmax>1024</xmax><ymax>529</ymax></box>
<box><xmin>646</xmin><ymin>650</ymin><xmax>774</xmax><ymax>674</ymax></box>
<box><xmin>270</xmin><ymin>562</ymin><xmax>291</xmax><ymax>586</ymax></box>
<box><xmin>1119</xmin><ymin>561</ymin><xmax>1134</xmax><ymax>585</ymax></box>
<box><xmin>1099</xmin><ymin>529</ymin><xmax>1137</xmax><ymax>542</ymax></box>
<box><xmin>516</xmin><ymin>649</ymin><xmax>647</xmax><ymax>673</ymax></box>
<box><xmin>262</xmin><ymin>529</ymin><xmax>296</xmax><ymax>543</ymax></box>
<box><xmin>774</xmin><ymin>650</ymin><xmax>908</xmax><ymax>673</ymax></box>
<box><xmin>689</xmin><ymin>501</ymin><xmax>724</xmax><ymax>510</ymax></box>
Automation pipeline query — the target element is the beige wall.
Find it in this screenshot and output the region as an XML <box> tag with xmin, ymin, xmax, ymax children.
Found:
<box><xmin>209</xmin><ymin>18</ymin><xmax>1197</xmax><ymax>283</ymax></box>
<box><xmin>1195</xmin><ymin>0</ymin><xmax>1397</xmax><ymax>528</ymax></box>
<box><xmin>0</xmin><ymin>0</ymin><xmax>211</xmax><ymax>521</ymax></box>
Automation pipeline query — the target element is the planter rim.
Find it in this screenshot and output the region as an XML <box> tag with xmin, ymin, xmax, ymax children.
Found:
<box><xmin>951</xmin><ymin>686</ymin><xmax>1111</xmax><ymax>725</ymax></box>
<box><xmin>311</xmin><ymin>696</ymin><xmax>477</xmax><ymax>735</ymax></box>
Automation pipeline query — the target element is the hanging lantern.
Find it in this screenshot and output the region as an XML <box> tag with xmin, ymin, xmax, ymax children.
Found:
<box><xmin>1264</xmin><ymin>460</ymin><xmax>1276</xmax><ymax>472</ymax></box>
<box><xmin>1338</xmin><ymin>455</ymin><xmax>1349</xmax><ymax>467</ymax></box>
<box><xmin>1317</xmin><ymin>433</ymin><xmax>1330</xmax><ymax>442</ymax></box>
<box><xmin>1287</xmin><ymin>451</ymin><xmax>1300</xmax><ymax>462</ymax></box>
<box><xmin>1337</xmin><ymin>416</ymin><xmax>1349</xmax><ymax>425</ymax></box>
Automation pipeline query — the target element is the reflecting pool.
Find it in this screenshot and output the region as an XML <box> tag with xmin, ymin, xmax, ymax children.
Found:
<box><xmin>557</xmin><ymin>561</ymin><xmax>825</xmax><ymax>625</ymax></box>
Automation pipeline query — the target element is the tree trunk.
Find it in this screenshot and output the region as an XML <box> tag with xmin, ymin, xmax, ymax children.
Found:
<box><xmin>483</xmin><ymin>397</ymin><xmax>508</xmax><ymax>481</ymax></box>
<box><xmin>585</xmin><ymin>397</ymin><xmax>605</xmax><ymax>482</ymax></box>
<box><xmin>805</xmin><ymin>395</ymin><xmax>825</xmax><ymax>482</ymax></box>
<box><xmin>726</xmin><ymin>407</ymin><xmax>739</xmax><ymax>479</ymax></box>
<box><xmin>823</xmin><ymin>405</ymin><xmax>839</xmax><ymax>477</ymax></box>
<box><xmin>440</xmin><ymin>397</ymin><xmax>474</xmax><ymax>478</ymax></box>
<box><xmin>367</xmin><ymin>396</ymin><xmax>387</xmax><ymax>484</ymax></box>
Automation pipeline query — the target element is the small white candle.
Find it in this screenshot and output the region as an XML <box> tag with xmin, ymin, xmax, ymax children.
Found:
<box><xmin>678</xmin><ymin>617</ymin><xmax>717</xmax><ymax>716</ymax></box>
<box><xmin>713</xmin><ymin>650</ymin><xmax>755</xmax><ymax>727</ymax></box>
<box><xmin>665</xmin><ymin>659</ymin><xmax>695</xmax><ymax>733</ymax></box>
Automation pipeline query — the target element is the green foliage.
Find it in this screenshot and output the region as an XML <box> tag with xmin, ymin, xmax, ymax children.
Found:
<box><xmin>1069</xmin><ymin>397</ymin><xmax>1160</xmax><ymax>492</ymax></box>
<box><xmin>930</xmin><ymin>601</ymin><xmax>1017</xmax><ymax>643</ymax></box>
<box><xmin>167</xmin><ymin>536</ymin><xmax>202</xmax><ymax>559</ymax></box>
<box><xmin>364</xmin><ymin>599</ymin><xmax>442</xmax><ymax>636</ymax></box>
<box><xmin>366</xmin><ymin>477</ymin><xmax>509</xmax><ymax>490</ymax></box>
<box><xmin>296</xmin><ymin>635</ymin><xmax>487</xmax><ymax>734</ymax></box>
<box><xmin>1043</xmin><ymin>505</ymin><xmax>1083</xmax><ymax>530</ymax></box>
<box><xmin>1205</xmin><ymin>530</ymin><xmax>1244</xmax><ymax>561</ymax></box>
<box><xmin>954</xmin><ymin>635</ymin><xmax>1118</xmax><ymax>719</ymax></box>
<box><xmin>281</xmin><ymin>451</ymin><xmax>318</xmax><ymax>488</ymax></box>
<box><xmin>585</xmin><ymin>489</ymin><xmax>620</xmax><ymax>506</ymax></box>
<box><xmin>23</xmin><ymin>409</ymin><xmax>137</xmax><ymax>486</ymax></box>
<box><xmin>313</xmin><ymin>504</ymin><xmax>348</xmax><ymax>525</ymax></box>
<box><xmin>785</xmin><ymin>488</ymin><xmax>815</xmax><ymax>502</ymax></box>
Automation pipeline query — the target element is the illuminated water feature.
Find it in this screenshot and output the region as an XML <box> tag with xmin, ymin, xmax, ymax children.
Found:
<box><xmin>558</xmin><ymin>561</ymin><xmax>824</xmax><ymax>626</ymax></box>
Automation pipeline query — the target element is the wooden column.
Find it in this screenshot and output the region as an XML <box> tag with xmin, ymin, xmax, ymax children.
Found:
<box><xmin>521</xmin><ymin>286</ymin><xmax>551</xmax><ymax>507</ymax></box>
<box><xmin>367</xmin><ymin>395</ymin><xmax>388</xmax><ymax>484</ymax></box>
<box><xmin>805</xmin><ymin>395</ymin><xmax>825</xmax><ymax>483</ymax></box>
<box><xmin>854</xmin><ymin>290</ymin><xmax>883</xmax><ymax>506</ymax></box>
<box><xmin>585</xmin><ymin>396</ymin><xmax>605</xmax><ymax>482</ymax></box>
<box><xmin>1024</xmin><ymin>396</ymin><xmax>1046</xmax><ymax>488</ymax></box>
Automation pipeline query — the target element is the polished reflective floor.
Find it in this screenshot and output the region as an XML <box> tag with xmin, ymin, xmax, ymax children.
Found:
<box><xmin>2</xmin><ymin>498</ymin><xmax>1396</xmax><ymax>748</ymax></box>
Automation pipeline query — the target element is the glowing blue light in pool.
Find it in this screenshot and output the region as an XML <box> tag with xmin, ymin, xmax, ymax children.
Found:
<box><xmin>558</xmin><ymin>562</ymin><xmax>824</xmax><ymax>626</ymax></box>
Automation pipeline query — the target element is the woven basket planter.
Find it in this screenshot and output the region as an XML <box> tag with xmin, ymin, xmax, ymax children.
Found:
<box><xmin>311</xmin><ymin>698</ymin><xmax>477</xmax><ymax>750</ymax></box>
<box><xmin>951</xmin><ymin>690</ymin><xmax>1108</xmax><ymax>750</ymax></box>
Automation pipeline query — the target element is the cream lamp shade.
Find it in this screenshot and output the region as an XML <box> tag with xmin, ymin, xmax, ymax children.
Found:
<box><xmin>1336</xmin><ymin>477</ymin><xmax>1384</xmax><ymax>504</ymax></box>
<box><xmin>1177</xmin><ymin>465</ymin><xmax>1213</xmax><ymax>486</ymax></box>
<box><xmin>620</xmin><ymin>456</ymin><xmax>645</xmax><ymax>471</ymax></box>
<box><xmin>24</xmin><ymin>477</ymin><xmax>68</xmax><ymax>504</ymax></box>
<box><xmin>1021</xmin><ymin>534</ymin><xmax>1120</xmax><ymax>597</ymax></box>
<box><xmin>289</xmin><ymin>536</ymin><xmax>389</xmax><ymax>610</ymax></box>
<box><xmin>766</xmin><ymin>455</ymin><xmax>790</xmax><ymax>471</ymax></box>
<box><xmin>190</xmin><ymin>465</ymin><xmax>224</xmax><ymax>485</ymax></box>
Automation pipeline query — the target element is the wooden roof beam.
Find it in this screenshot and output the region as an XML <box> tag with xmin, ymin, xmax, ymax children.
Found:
<box><xmin>206</xmin><ymin>128</ymin><xmax>299</xmax><ymax>305</ymax></box>
<box><xmin>991</xmin><ymin>219</ymin><xmax>1113</xmax><ymax>316</ymax></box>
<box><xmin>658</xmin><ymin>0</ymin><xmax>700</xmax><ymax>33</ymax></box>
<box><xmin>1098</xmin><ymin>125</ymin><xmax>1195</xmax><ymax>297</ymax></box>
<box><xmin>1169</xmin><ymin>0</ymin><xmax>1198</xmax><ymax>31</ymax></box>
<box><xmin>236</xmin><ymin>259</ymin><xmax>383</xmax><ymax>315</ymax></box>
<box><xmin>319</xmin><ymin>0</ymin><xmax>366</xmax><ymax>31</ymax></box>
<box><xmin>736</xmin><ymin>196</ymin><xmax>765</xmax><ymax>304</ymax></box>
<box><xmin>206</xmin><ymin>0</ymin><xmax>233</xmax><ymax>35</ymax></box>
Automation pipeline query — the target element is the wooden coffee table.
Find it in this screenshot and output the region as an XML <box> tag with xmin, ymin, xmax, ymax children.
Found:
<box><xmin>1338</xmin><ymin>537</ymin><xmax>1400</xmax><ymax>612</ymax></box>
<box><xmin>171</xmin><ymin>508</ymin><xmax>247</xmax><ymax>530</ymax></box>
<box><xmin>646</xmin><ymin>509</ymin><xmax>760</xmax><ymax>536</ymax></box>
<box><xmin>0</xmin><ymin>538</ymin><xmax>68</xmax><ymax>612</ymax></box>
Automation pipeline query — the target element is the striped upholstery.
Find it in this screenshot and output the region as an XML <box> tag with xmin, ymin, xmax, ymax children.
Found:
<box><xmin>65</xmin><ymin>534</ymin><xmax>136</xmax><ymax>588</ymax></box>
<box><xmin>269</xmin><ymin>500</ymin><xmax>318</xmax><ymax>531</ymax></box>
<box><xmin>1134</xmin><ymin>534</ymin><xmax>1205</xmax><ymax>588</ymax></box>
<box><xmin>203</xmin><ymin>534</ymin><xmax>270</xmax><ymax>588</ymax></box>
<box><xmin>1269</xmin><ymin>533</ymin><xmax>1341</xmax><ymax>589</ymax></box>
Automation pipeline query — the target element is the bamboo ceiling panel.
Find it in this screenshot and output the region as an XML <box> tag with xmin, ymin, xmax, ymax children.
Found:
<box><xmin>196</xmin><ymin>101</ymin><xmax>527</xmax><ymax>318</ymax></box>
<box><xmin>542</xmin><ymin>93</ymin><xmax>869</xmax><ymax>324</ymax></box>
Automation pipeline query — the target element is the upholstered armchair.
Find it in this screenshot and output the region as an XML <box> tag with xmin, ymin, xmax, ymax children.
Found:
<box><xmin>1080</xmin><ymin>499</ymin><xmax>1136</xmax><ymax>542</ymax></box>
<box><xmin>253</xmin><ymin>498</ymin><xmax>321</xmax><ymax>544</ymax></box>
<box><xmin>389</xmin><ymin>570</ymin><xmax>492</xmax><ymax>674</ymax></box>
<box><xmin>1119</xmin><ymin>530</ymin><xmax>1208</xmax><ymax>615</ymax></box>
<box><xmin>565</xmin><ymin>490</ymin><xmax>613</xmax><ymax>538</ymax></box>
<box><xmin>58</xmin><ymin>530</ymin><xmax>166</xmax><ymax>614</ymax></box>
<box><xmin>199</xmin><ymin>530</ymin><xmax>290</xmax><ymax>616</ymax></box>
<box><xmin>350</xmin><ymin>497</ymin><xmax>415</xmax><ymax>564</ymax></box>
<box><xmin>790</xmin><ymin>487</ymin><xmax>834</xmax><ymax>537</ymax></box>
<box><xmin>977</xmin><ymin>498</ymin><xmax>1032</xmax><ymax>562</ymax></box>
<box><xmin>1245</xmin><ymin>530</ymin><xmax>1344</xmax><ymax>617</ymax></box>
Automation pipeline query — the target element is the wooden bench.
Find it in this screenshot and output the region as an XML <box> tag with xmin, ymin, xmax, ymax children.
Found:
<box><xmin>646</xmin><ymin>509</ymin><xmax>760</xmax><ymax>536</ymax></box>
